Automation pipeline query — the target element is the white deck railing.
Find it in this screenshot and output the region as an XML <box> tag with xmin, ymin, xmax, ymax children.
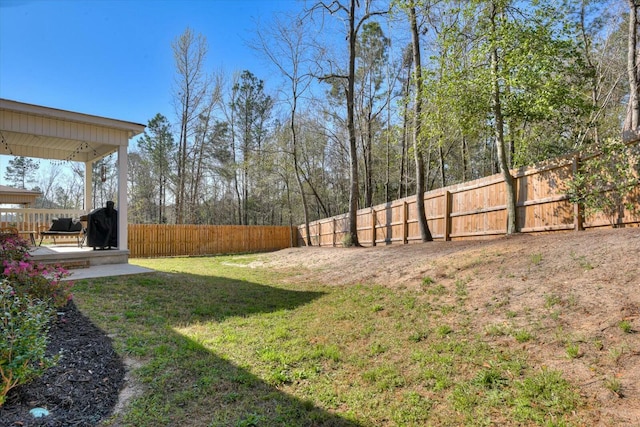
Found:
<box><xmin>0</xmin><ymin>208</ymin><xmax>87</xmax><ymax>232</ymax></box>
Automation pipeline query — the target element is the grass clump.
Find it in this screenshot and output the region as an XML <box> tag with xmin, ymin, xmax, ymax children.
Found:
<box><xmin>544</xmin><ymin>293</ymin><xmax>561</xmax><ymax>309</ymax></box>
<box><xmin>530</xmin><ymin>252</ymin><xmax>543</xmax><ymax>265</ymax></box>
<box><xmin>566</xmin><ymin>343</ymin><xmax>581</xmax><ymax>359</ymax></box>
<box><xmin>570</xmin><ymin>251</ymin><xmax>593</xmax><ymax>270</ymax></box>
<box><xmin>428</xmin><ymin>284</ymin><xmax>447</xmax><ymax>296</ymax></box>
<box><xmin>619</xmin><ymin>320</ymin><xmax>633</xmax><ymax>333</ymax></box>
<box><xmin>513</xmin><ymin>329</ymin><xmax>534</xmax><ymax>343</ymax></box>
<box><xmin>422</xmin><ymin>276</ymin><xmax>435</xmax><ymax>286</ymax></box>
<box><xmin>604</xmin><ymin>376</ymin><xmax>622</xmax><ymax>396</ymax></box>
<box><xmin>512</xmin><ymin>368</ymin><xmax>580</xmax><ymax>424</ymax></box>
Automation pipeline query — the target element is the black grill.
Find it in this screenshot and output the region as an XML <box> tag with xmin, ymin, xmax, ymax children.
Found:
<box><xmin>86</xmin><ymin>201</ymin><xmax>118</xmax><ymax>249</ymax></box>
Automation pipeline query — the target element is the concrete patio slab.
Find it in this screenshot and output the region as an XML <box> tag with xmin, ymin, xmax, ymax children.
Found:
<box><xmin>65</xmin><ymin>264</ymin><xmax>154</xmax><ymax>281</ymax></box>
<box><xmin>26</xmin><ymin>245</ymin><xmax>152</xmax><ymax>280</ymax></box>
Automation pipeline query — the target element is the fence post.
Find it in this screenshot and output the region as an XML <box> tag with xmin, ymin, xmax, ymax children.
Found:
<box><xmin>290</xmin><ymin>225</ymin><xmax>295</xmax><ymax>248</ymax></box>
<box><xmin>572</xmin><ymin>155</ymin><xmax>584</xmax><ymax>231</ymax></box>
<box><xmin>371</xmin><ymin>207</ymin><xmax>377</xmax><ymax>247</ymax></box>
<box><xmin>444</xmin><ymin>191</ymin><xmax>452</xmax><ymax>241</ymax></box>
<box><xmin>513</xmin><ymin>176</ymin><xmax>519</xmax><ymax>233</ymax></box>
<box><xmin>332</xmin><ymin>218</ymin><xmax>336</xmax><ymax>247</ymax></box>
<box><xmin>403</xmin><ymin>201</ymin><xmax>409</xmax><ymax>244</ymax></box>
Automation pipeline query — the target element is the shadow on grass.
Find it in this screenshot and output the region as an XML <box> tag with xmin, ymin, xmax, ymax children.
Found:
<box><xmin>74</xmin><ymin>272</ymin><xmax>361</xmax><ymax>427</ymax></box>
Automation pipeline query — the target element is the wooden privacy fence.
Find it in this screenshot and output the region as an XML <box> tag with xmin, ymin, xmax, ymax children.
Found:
<box><xmin>298</xmin><ymin>151</ymin><xmax>640</xmax><ymax>247</ymax></box>
<box><xmin>128</xmin><ymin>224</ymin><xmax>294</xmax><ymax>258</ymax></box>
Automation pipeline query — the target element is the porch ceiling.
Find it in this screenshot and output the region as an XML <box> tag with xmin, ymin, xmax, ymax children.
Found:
<box><xmin>0</xmin><ymin>98</ymin><xmax>145</xmax><ymax>163</ymax></box>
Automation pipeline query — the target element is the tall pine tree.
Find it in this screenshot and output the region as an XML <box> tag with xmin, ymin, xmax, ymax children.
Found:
<box><xmin>4</xmin><ymin>156</ymin><xmax>39</xmax><ymax>189</ymax></box>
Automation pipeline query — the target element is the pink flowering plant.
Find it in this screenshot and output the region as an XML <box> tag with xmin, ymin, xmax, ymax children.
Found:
<box><xmin>0</xmin><ymin>234</ymin><xmax>73</xmax><ymax>308</ymax></box>
<box><xmin>2</xmin><ymin>259</ymin><xmax>73</xmax><ymax>308</ymax></box>
<box><xmin>0</xmin><ymin>234</ymin><xmax>69</xmax><ymax>406</ymax></box>
<box><xmin>0</xmin><ymin>235</ymin><xmax>30</xmax><ymax>263</ymax></box>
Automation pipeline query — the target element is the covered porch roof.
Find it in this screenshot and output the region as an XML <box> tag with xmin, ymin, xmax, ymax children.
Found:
<box><xmin>0</xmin><ymin>184</ymin><xmax>42</xmax><ymax>206</ymax></box>
<box><xmin>0</xmin><ymin>98</ymin><xmax>145</xmax><ymax>252</ymax></box>
<box><xmin>0</xmin><ymin>98</ymin><xmax>144</xmax><ymax>162</ymax></box>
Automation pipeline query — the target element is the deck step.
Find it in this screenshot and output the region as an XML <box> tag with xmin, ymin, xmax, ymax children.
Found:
<box><xmin>41</xmin><ymin>258</ymin><xmax>91</xmax><ymax>270</ymax></box>
<box><xmin>30</xmin><ymin>248</ymin><xmax>129</xmax><ymax>268</ymax></box>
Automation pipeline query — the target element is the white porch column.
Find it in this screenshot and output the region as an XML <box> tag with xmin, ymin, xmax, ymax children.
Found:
<box><xmin>84</xmin><ymin>161</ymin><xmax>93</xmax><ymax>212</ymax></box>
<box><xmin>117</xmin><ymin>144</ymin><xmax>128</xmax><ymax>251</ymax></box>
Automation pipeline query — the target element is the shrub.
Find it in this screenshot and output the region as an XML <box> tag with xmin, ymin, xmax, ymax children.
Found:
<box><xmin>568</xmin><ymin>138</ymin><xmax>639</xmax><ymax>224</ymax></box>
<box><xmin>0</xmin><ymin>235</ymin><xmax>73</xmax><ymax>308</ymax></box>
<box><xmin>2</xmin><ymin>259</ymin><xmax>73</xmax><ymax>308</ymax></box>
<box><xmin>341</xmin><ymin>233</ymin><xmax>353</xmax><ymax>247</ymax></box>
<box><xmin>0</xmin><ymin>234</ymin><xmax>30</xmax><ymax>262</ymax></box>
<box><xmin>0</xmin><ymin>281</ymin><xmax>57</xmax><ymax>406</ymax></box>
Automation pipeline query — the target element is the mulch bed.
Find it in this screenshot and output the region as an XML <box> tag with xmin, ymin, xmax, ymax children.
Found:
<box><xmin>1</xmin><ymin>301</ymin><xmax>125</xmax><ymax>427</ymax></box>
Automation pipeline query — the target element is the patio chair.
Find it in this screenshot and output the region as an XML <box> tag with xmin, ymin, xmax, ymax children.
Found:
<box><xmin>38</xmin><ymin>218</ymin><xmax>86</xmax><ymax>247</ymax></box>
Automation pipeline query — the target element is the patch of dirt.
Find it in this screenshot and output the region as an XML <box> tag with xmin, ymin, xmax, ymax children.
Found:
<box><xmin>249</xmin><ymin>227</ymin><xmax>640</xmax><ymax>426</ymax></box>
<box><xmin>0</xmin><ymin>301</ymin><xmax>125</xmax><ymax>427</ymax></box>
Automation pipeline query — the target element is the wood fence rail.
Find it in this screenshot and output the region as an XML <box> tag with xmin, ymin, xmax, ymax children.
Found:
<box><xmin>298</xmin><ymin>147</ymin><xmax>640</xmax><ymax>247</ymax></box>
<box><xmin>128</xmin><ymin>224</ymin><xmax>294</xmax><ymax>258</ymax></box>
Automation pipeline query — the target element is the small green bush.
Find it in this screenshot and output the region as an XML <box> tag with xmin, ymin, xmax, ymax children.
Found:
<box><xmin>0</xmin><ymin>281</ymin><xmax>57</xmax><ymax>406</ymax></box>
<box><xmin>2</xmin><ymin>260</ymin><xmax>73</xmax><ymax>308</ymax></box>
<box><xmin>341</xmin><ymin>233</ymin><xmax>354</xmax><ymax>247</ymax></box>
<box><xmin>1</xmin><ymin>236</ymin><xmax>73</xmax><ymax>308</ymax></box>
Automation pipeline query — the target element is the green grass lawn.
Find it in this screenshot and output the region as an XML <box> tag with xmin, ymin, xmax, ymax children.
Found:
<box><xmin>73</xmin><ymin>255</ymin><xmax>584</xmax><ymax>427</ymax></box>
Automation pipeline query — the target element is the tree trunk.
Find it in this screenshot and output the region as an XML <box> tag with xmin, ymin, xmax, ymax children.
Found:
<box><xmin>385</xmin><ymin>109</ymin><xmax>391</xmax><ymax>203</ymax></box>
<box><xmin>346</xmin><ymin>0</ymin><xmax>361</xmax><ymax>246</ymax></box>
<box><xmin>398</xmin><ymin>63</ymin><xmax>411</xmax><ymax>200</ymax></box>
<box><xmin>291</xmin><ymin>100</ymin><xmax>312</xmax><ymax>246</ymax></box>
<box><xmin>176</xmin><ymin>107</ymin><xmax>188</xmax><ymax>224</ymax></box>
<box><xmin>490</xmin><ymin>5</ymin><xmax>518</xmax><ymax>235</ymax></box>
<box><xmin>461</xmin><ymin>136</ymin><xmax>468</xmax><ymax>182</ymax></box>
<box><xmin>229</xmin><ymin>102</ymin><xmax>242</xmax><ymax>225</ymax></box>
<box><xmin>626</xmin><ymin>0</ymin><xmax>640</xmax><ymax>136</ymax></box>
<box><xmin>303</xmin><ymin>174</ymin><xmax>330</xmax><ymax>218</ymax></box>
<box><xmin>158</xmin><ymin>178</ymin><xmax>164</xmax><ymax>223</ymax></box>
<box><xmin>191</xmin><ymin>104</ymin><xmax>213</xmax><ymax>224</ymax></box>
<box><xmin>409</xmin><ymin>4</ymin><xmax>433</xmax><ymax>242</ymax></box>
<box><xmin>438</xmin><ymin>144</ymin><xmax>445</xmax><ymax>188</ymax></box>
<box><xmin>364</xmin><ymin>114</ymin><xmax>373</xmax><ymax>207</ymax></box>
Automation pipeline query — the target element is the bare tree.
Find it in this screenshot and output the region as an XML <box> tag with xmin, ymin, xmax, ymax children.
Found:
<box><xmin>172</xmin><ymin>27</ymin><xmax>209</xmax><ymax>223</ymax></box>
<box><xmin>35</xmin><ymin>162</ymin><xmax>64</xmax><ymax>208</ymax></box>
<box><xmin>355</xmin><ymin>21</ymin><xmax>391</xmax><ymax>208</ymax></box>
<box><xmin>189</xmin><ymin>78</ymin><xmax>222</xmax><ymax>223</ymax></box>
<box><xmin>254</xmin><ymin>13</ymin><xmax>317</xmax><ymax>245</ymax></box>
<box><xmin>313</xmin><ymin>0</ymin><xmax>388</xmax><ymax>246</ymax></box>
<box><xmin>408</xmin><ymin>2</ymin><xmax>433</xmax><ymax>242</ymax></box>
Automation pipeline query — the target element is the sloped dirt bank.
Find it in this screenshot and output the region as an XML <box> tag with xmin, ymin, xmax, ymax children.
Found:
<box><xmin>250</xmin><ymin>228</ymin><xmax>640</xmax><ymax>426</ymax></box>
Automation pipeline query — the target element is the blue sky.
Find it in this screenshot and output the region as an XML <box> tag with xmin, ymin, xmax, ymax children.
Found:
<box><xmin>0</xmin><ymin>0</ymin><xmax>302</xmax><ymax>124</ymax></box>
<box><xmin>0</xmin><ymin>0</ymin><xmax>304</xmax><ymax>182</ymax></box>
